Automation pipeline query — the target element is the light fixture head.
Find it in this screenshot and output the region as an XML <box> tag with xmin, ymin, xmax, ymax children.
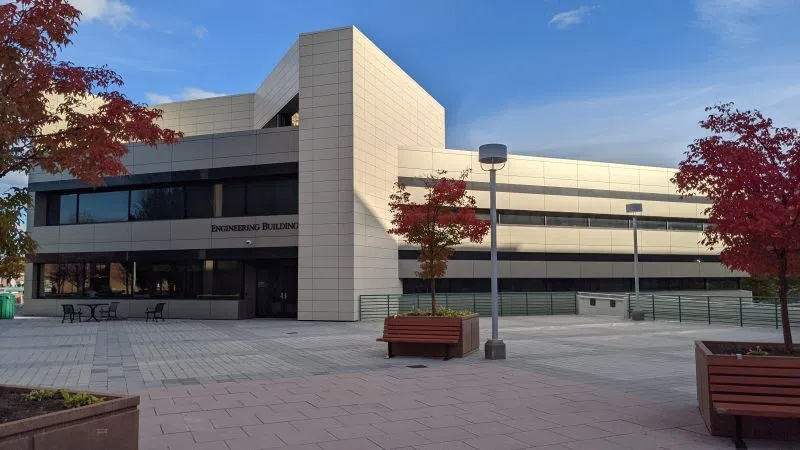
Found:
<box><xmin>625</xmin><ymin>203</ymin><xmax>643</xmax><ymax>214</ymax></box>
<box><xmin>479</xmin><ymin>143</ymin><xmax>508</xmax><ymax>165</ymax></box>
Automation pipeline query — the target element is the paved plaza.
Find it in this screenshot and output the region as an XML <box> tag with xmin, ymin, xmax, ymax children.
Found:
<box><xmin>1</xmin><ymin>315</ymin><xmax>798</xmax><ymax>449</ymax></box>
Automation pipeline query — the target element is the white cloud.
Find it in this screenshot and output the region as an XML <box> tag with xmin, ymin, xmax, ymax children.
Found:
<box><xmin>68</xmin><ymin>0</ymin><xmax>143</xmax><ymax>28</ymax></box>
<box><xmin>0</xmin><ymin>172</ymin><xmax>28</xmax><ymax>191</ymax></box>
<box><xmin>449</xmin><ymin>64</ymin><xmax>800</xmax><ymax>168</ymax></box>
<box><xmin>549</xmin><ymin>5</ymin><xmax>598</xmax><ymax>29</ymax></box>
<box><xmin>693</xmin><ymin>0</ymin><xmax>776</xmax><ymax>43</ymax></box>
<box><xmin>193</xmin><ymin>25</ymin><xmax>208</xmax><ymax>39</ymax></box>
<box><xmin>146</xmin><ymin>88</ymin><xmax>227</xmax><ymax>105</ymax></box>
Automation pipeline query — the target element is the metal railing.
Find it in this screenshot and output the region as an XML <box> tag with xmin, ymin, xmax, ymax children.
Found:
<box><xmin>626</xmin><ymin>294</ymin><xmax>800</xmax><ymax>329</ymax></box>
<box><xmin>358</xmin><ymin>292</ymin><xmax>578</xmax><ymax>320</ymax></box>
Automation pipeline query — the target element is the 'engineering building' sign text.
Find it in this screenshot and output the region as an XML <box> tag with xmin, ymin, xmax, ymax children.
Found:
<box><xmin>211</xmin><ymin>222</ymin><xmax>298</xmax><ymax>233</ymax></box>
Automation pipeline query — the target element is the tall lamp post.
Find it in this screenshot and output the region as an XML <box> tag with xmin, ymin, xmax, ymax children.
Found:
<box><xmin>480</xmin><ymin>143</ymin><xmax>507</xmax><ymax>360</ymax></box>
<box><xmin>626</xmin><ymin>202</ymin><xmax>644</xmax><ymax>321</ymax></box>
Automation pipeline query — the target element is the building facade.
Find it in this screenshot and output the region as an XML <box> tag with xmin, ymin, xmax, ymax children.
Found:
<box><xmin>22</xmin><ymin>26</ymin><xmax>745</xmax><ymax>321</ymax></box>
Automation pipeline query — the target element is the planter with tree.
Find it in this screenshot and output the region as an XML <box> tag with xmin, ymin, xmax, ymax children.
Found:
<box><xmin>674</xmin><ymin>103</ymin><xmax>800</xmax><ymax>442</ymax></box>
<box><xmin>0</xmin><ymin>0</ymin><xmax>180</xmax><ymax>446</ymax></box>
<box><xmin>379</xmin><ymin>170</ymin><xmax>489</xmax><ymax>359</ymax></box>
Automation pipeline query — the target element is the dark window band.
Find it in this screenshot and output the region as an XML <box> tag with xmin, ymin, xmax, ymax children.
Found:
<box><xmin>30</xmin><ymin>247</ymin><xmax>298</xmax><ymax>264</ymax></box>
<box><xmin>29</xmin><ymin>162</ymin><xmax>298</xmax><ymax>192</ymax></box>
<box><xmin>398</xmin><ymin>250</ymin><xmax>720</xmax><ymax>263</ymax></box>
<box><xmin>397</xmin><ymin>176</ymin><xmax>712</xmax><ymax>205</ymax></box>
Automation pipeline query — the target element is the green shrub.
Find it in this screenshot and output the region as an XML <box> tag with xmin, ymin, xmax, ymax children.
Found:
<box><xmin>400</xmin><ymin>307</ymin><xmax>473</xmax><ymax>318</ymax></box>
<box><xmin>23</xmin><ymin>388</ymin><xmax>104</xmax><ymax>408</ymax></box>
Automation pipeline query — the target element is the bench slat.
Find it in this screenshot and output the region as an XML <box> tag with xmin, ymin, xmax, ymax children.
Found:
<box><xmin>709</xmin><ymin>358</ymin><xmax>800</xmax><ymax>369</ymax></box>
<box><xmin>712</xmin><ymin>393</ymin><xmax>800</xmax><ymax>406</ymax></box>
<box><xmin>711</xmin><ymin>384</ymin><xmax>800</xmax><ymax>397</ymax></box>
<box><xmin>709</xmin><ymin>366</ymin><xmax>800</xmax><ymax>377</ymax></box>
<box><xmin>714</xmin><ymin>402</ymin><xmax>800</xmax><ymax>419</ymax></box>
<box><xmin>379</xmin><ymin>338</ymin><xmax>459</xmax><ymax>344</ymax></box>
<box><xmin>710</xmin><ymin>375</ymin><xmax>800</xmax><ymax>387</ymax></box>
<box><xmin>384</xmin><ymin>328</ymin><xmax>460</xmax><ymax>334</ymax></box>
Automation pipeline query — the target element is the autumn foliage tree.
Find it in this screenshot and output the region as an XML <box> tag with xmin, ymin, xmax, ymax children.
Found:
<box><xmin>389</xmin><ymin>170</ymin><xmax>490</xmax><ymax>315</ymax></box>
<box><xmin>673</xmin><ymin>103</ymin><xmax>800</xmax><ymax>353</ymax></box>
<box><xmin>0</xmin><ymin>0</ymin><xmax>181</xmax><ymax>277</ymax></box>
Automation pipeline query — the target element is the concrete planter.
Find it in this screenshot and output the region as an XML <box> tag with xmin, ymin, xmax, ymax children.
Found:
<box><xmin>695</xmin><ymin>340</ymin><xmax>800</xmax><ymax>440</ymax></box>
<box><xmin>382</xmin><ymin>314</ymin><xmax>480</xmax><ymax>358</ymax></box>
<box><xmin>0</xmin><ymin>385</ymin><xmax>139</xmax><ymax>450</ymax></box>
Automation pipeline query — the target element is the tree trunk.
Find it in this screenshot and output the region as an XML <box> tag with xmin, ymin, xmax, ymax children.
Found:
<box><xmin>430</xmin><ymin>278</ymin><xmax>437</xmax><ymax>316</ymax></box>
<box><xmin>778</xmin><ymin>256</ymin><xmax>794</xmax><ymax>354</ymax></box>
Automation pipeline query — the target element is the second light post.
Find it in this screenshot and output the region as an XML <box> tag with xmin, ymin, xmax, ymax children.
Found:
<box><xmin>480</xmin><ymin>143</ymin><xmax>507</xmax><ymax>360</ymax></box>
<box><xmin>626</xmin><ymin>202</ymin><xmax>644</xmax><ymax>321</ymax></box>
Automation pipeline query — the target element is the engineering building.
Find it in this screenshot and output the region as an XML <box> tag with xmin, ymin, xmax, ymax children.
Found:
<box><xmin>22</xmin><ymin>26</ymin><xmax>745</xmax><ymax>320</ymax></box>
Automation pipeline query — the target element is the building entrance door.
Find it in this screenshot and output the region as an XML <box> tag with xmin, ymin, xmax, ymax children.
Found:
<box><xmin>254</xmin><ymin>260</ymin><xmax>297</xmax><ymax>318</ymax></box>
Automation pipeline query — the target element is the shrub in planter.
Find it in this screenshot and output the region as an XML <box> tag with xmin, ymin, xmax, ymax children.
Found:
<box><xmin>0</xmin><ymin>385</ymin><xmax>139</xmax><ymax>450</ymax></box>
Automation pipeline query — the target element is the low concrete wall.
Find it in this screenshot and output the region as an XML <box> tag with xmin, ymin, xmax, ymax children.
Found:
<box><xmin>18</xmin><ymin>298</ymin><xmax>241</xmax><ymax>320</ymax></box>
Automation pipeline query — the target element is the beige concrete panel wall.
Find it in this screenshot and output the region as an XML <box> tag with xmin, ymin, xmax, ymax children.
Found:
<box><xmin>336</xmin><ymin>26</ymin><xmax>445</xmax><ymax>321</ymax></box>
<box><xmin>297</xmin><ymin>27</ymin><xmax>358</xmax><ymax>321</ymax></box>
<box><xmin>29</xmin><ymin>215</ymin><xmax>298</xmax><ymax>256</ymax></box>
<box><xmin>154</xmin><ymin>94</ymin><xmax>255</xmax><ymax>137</ymax></box>
<box><xmin>254</xmin><ymin>40</ymin><xmax>300</xmax><ymax>129</ymax></box>
<box><xmin>29</xmin><ymin>128</ymin><xmax>297</xmax><ymax>186</ymax></box>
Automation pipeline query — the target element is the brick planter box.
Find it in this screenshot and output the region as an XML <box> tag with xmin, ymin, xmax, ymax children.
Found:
<box><xmin>380</xmin><ymin>314</ymin><xmax>480</xmax><ymax>358</ymax></box>
<box><xmin>0</xmin><ymin>385</ymin><xmax>139</xmax><ymax>450</ymax></box>
<box><xmin>695</xmin><ymin>340</ymin><xmax>800</xmax><ymax>441</ymax></box>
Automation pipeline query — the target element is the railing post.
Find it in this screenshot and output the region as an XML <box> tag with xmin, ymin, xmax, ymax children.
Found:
<box><xmin>739</xmin><ymin>297</ymin><xmax>743</xmax><ymax>327</ymax></box>
<box><xmin>359</xmin><ymin>296</ymin><xmax>362</xmax><ymax>321</ymax></box>
<box><xmin>776</xmin><ymin>302</ymin><xmax>780</xmax><ymax>329</ymax></box>
<box><xmin>707</xmin><ymin>296</ymin><xmax>711</xmax><ymax>324</ymax></box>
<box><xmin>416</xmin><ymin>294</ymin><xmax>420</xmax><ymax>310</ymax></box>
<box><xmin>525</xmin><ymin>292</ymin><xmax>529</xmax><ymax>316</ymax></box>
<box><xmin>550</xmin><ymin>293</ymin><xmax>554</xmax><ymax>315</ymax></box>
<box><xmin>499</xmin><ymin>293</ymin><xmax>503</xmax><ymax>317</ymax></box>
<box><xmin>678</xmin><ymin>295</ymin><xmax>682</xmax><ymax>322</ymax></box>
<box><xmin>386</xmin><ymin>295</ymin><xmax>390</xmax><ymax>317</ymax></box>
<box><xmin>573</xmin><ymin>293</ymin><xmax>577</xmax><ymax>315</ymax></box>
<box><xmin>651</xmin><ymin>295</ymin><xmax>656</xmax><ymax>320</ymax></box>
<box><xmin>473</xmin><ymin>293</ymin><xmax>476</xmax><ymax>313</ymax></box>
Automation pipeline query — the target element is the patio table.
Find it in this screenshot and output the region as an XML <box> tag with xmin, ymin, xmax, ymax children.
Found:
<box><xmin>77</xmin><ymin>303</ymin><xmax>109</xmax><ymax>322</ymax></box>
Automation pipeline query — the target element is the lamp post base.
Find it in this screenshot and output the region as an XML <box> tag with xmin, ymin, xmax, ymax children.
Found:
<box><xmin>484</xmin><ymin>339</ymin><xmax>506</xmax><ymax>360</ymax></box>
<box><xmin>631</xmin><ymin>310</ymin><xmax>645</xmax><ymax>321</ymax></box>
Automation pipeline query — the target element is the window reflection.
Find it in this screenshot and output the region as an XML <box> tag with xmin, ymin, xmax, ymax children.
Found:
<box><xmin>130</xmin><ymin>188</ymin><xmax>184</xmax><ymax>221</ymax></box>
<box><xmin>78</xmin><ymin>191</ymin><xmax>128</xmax><ymax>223</ymax></box>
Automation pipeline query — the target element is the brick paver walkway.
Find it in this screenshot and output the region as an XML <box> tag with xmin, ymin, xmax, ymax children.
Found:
<box><xmin>1</xmin><ymin>315</ymin><xmax>798</xmax><ymax>448</ymax></box>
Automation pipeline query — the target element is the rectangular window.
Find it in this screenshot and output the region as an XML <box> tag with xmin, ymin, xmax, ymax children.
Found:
<box><xmin>706</xmin><ymin>278</ymin><xmax>740</xmax><ymax>290</ymax></box>
<box><xmin>246</xmin><ymin>177</ymin><xmax>298</xmax><ymax>216</ymax></box>
<box><xmin>39</xmin><ymin>264</ymin><xmax>83</xmax><ymax>297</ymax></box>
<box><xmin>185</xmin><ymin>184</ymin><xmax>214</xmax><ymax>219</ymax></box>
<box><xmin>212</xmin><ymin>261</ymin><xmax>242</xmax><ymax>297</ymax></box>
<box><xmin>667</xmin><ymin>220</ymin><xmax>704</xmax><ymax>232</ymax></box>
<box><xmin>133</xmin><ymin>262</ymin><xmax>185</xmax><ymax>298</ymax></box>
<box><xmin>546</xmin><ymin>216</ymin><xmax>589</xmax><ymax>227</ymax></box>
<box><xmin>637</xmin><ymin>219</ymin><xmax>668</xmax><ymax>230</ymax></box>
<box><xmin>221</xmin><ymin>182</ymin><xmax>247</xmax><ymax>217</ymax></box>
<box><xmin>130</xmin><ymin>187</ymin><xmax>184</xmax><ymax>221</ymax></box>
<box><xmin>589</xmin><ymin>217</ymin><xmax>630</xmax><ymax>229</ymax></box>
<box><xmin>499</xmin><ymin>213</ymin><xmax>545</xmax><ymax>226</ymax></box>
<box><xmin>78</xmin><ymin>191</ymin><xmax>128</xmax><ymax>223</ymax></box>
<box><xmin>47</xmin><ymin>194</ymin><xmax>78</xmax><ymax>225</ymax></box>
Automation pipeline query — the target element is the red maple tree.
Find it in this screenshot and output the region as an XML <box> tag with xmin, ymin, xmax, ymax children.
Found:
<box><xmin>0</xmin><ymin>0</ymin><xmax>181</xmax><ymax>276</ymax></box>
<box><xmin>673</xmin><ymin>103</ymin><xmax>800</xmax><ymax>352</ymax></box>
<box><xmin>389</xmin><ymin>170</ymin><xmax>490</xmax><ymax>314</ymax></box>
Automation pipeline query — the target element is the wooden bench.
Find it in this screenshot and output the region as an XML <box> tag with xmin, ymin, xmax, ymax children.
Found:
<box><xmin>709</xmin><ymin>359</ymin><xmax>800</xmax><ymax>449</ymax></box>
<box><xmin>377</xmin><ymin>318</ymin><xmax>461</xmax><ymax>360</ymax></box>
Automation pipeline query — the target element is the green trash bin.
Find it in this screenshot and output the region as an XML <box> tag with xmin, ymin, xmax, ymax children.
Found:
<box><xmin>0</xmin><ymin>293</ymin><xmax>15</xmax><ymax>319</ymax></box>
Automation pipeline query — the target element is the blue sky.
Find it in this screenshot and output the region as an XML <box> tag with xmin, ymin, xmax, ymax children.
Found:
<box><xmin>5</xmin><ymin>0</ymin><xmax>800</xmax><ymax>191</ymax></box>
